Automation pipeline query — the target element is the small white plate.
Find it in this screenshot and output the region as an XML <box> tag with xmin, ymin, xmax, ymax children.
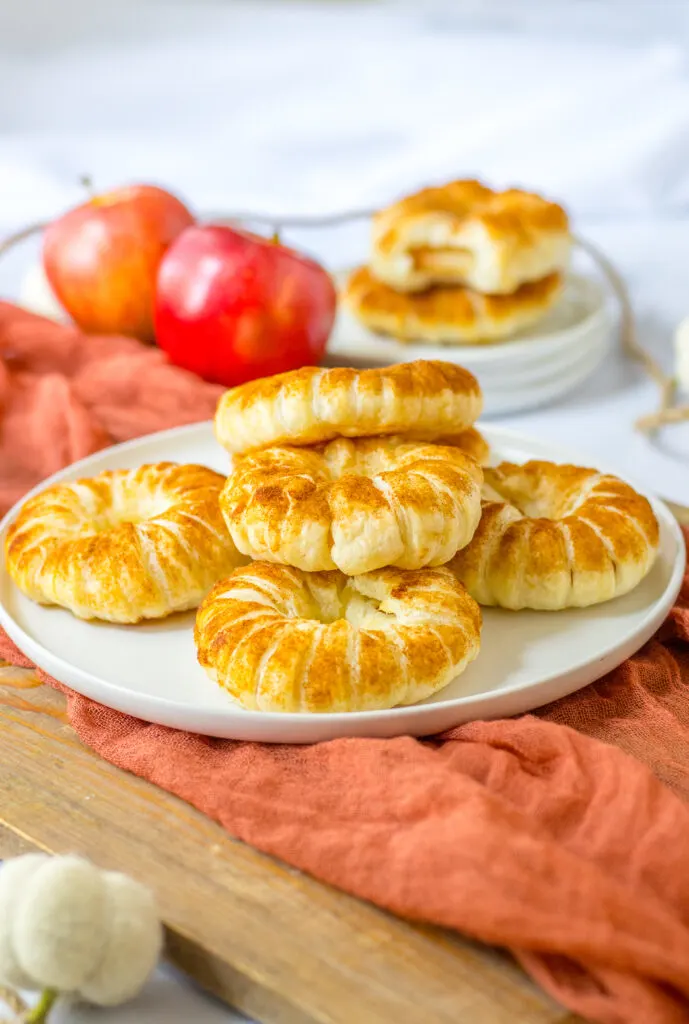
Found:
<box><xmin>0</xmin><ymin>422</ymin><xmax>683</xmax><ymax>744</ymax></box>
<box><xmin>475</xmin><ymin>335</ymin><xmax>610</xmax><ymax>415</ymax></box>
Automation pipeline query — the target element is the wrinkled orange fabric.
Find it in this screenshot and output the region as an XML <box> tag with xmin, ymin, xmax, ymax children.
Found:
<box><xmin>2</xmin><ymin>303</ymin><xmax>689</xmax><ymax>1024</ymax></box>
<box><xmin>0</xmin><ymin>302</ymin><xmax>221</xmax><ymax>515</ymax></box>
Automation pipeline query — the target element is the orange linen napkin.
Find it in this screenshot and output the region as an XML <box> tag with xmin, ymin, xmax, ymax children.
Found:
<box><xmin>0</xmin><ymin>302</ymin><xmax>221</xmax><ymax>515</ymax></box>
<box><xmin>2</xmin><ymin>303</ymin><xmax>689</xmax><ymax>1024</ymax></box>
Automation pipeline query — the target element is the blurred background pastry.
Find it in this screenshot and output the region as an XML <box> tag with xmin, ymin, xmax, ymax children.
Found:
<box><xmin>342</xmin><ymin>265</ymin><xmax>563</xmax><ymax>344</ymax></box>
<box><xmin>370</xmin><ymin>179</ymin><xmax>571</xmax><ymax>295</ymax></box>
<box><xmin>342</xmin><ymin>178</ymin><xmax>570</xmax><ymax>348</ymax></box>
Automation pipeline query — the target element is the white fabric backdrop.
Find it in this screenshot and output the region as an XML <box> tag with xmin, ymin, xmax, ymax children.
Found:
<box><xmin>2</xmin><ymin>0</ymin><xmax>689</xmax><ymax>502</ymax></box>
<box><xmin>2</xmin><ymin>3</ymin><xmax>689</xmax><ymax>1018</ymax></box>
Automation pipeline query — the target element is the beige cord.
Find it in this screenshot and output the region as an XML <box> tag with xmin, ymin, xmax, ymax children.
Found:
<box><xmin>0</xmin><ymin>221</ymin><xmax>48</xmax><ymax>261</ymax></box>
<box><xmin>573</xmin><ymin>233</ymin><xmax>687</xmax><ymax>432</ymax></box>
<box><xmin>0</xmin><ymin>215</ymin><xmax>683</xmax><ymax>433</ymax></box>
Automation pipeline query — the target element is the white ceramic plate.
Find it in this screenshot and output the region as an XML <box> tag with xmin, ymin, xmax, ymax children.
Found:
<box><xmin>440</xmin><ymin>330</ymin><xmax>604</xmax><ymax>386</ymax></box>
<box><xmin>0</xmin><ymin>422</ymin><xmax>683</xmax><ymax>744</ymax></box>
<box><xmin>474</xmin><ymin>335</ymin><xmax>610</xmax><ymax>415</ymax></box>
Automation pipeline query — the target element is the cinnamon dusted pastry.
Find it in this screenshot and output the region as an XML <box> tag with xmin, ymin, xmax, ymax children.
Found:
<box><xmin>195</xmin><ymin>562</ymin><xmax>482</xmax><ymax>712</ymax></box>
<box><xmin>448</xmin><ymin>461</ymin><xmax>659</xmax><ymax>610</ymax></box>
<box><xmin>215</xmin><ymin>360</ymin><xmax>482</xmax><ymax>454</ymax></box>
<box><xmin>221</xmin><ymin>436</ymin><xmax>483</xmax><ymax>575</ymax></box>
<box><xmin>5</xmin><ymin>463</ymin><xmax>244</xmax><ymax>622</ymax></box>
<box><xmin>342</xmin><ymin>266</ymin><xmax>563</xmax><ymax>344</ymax></box>
<box><xmin>425</xmin><ymin>426</ymin><xmax>490</xmax><ymax>466</ymax></box>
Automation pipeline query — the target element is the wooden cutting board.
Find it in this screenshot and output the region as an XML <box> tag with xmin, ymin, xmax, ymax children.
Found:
<box><xmin>0</xmin><ymin>662</ymin><xmax>585</xmax><ymax>1024</ymax></box>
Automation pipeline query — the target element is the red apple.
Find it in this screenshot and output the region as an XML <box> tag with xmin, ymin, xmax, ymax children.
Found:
<box><xmin>43</xmin><ymin>184</ymin><xmax>195</xmax><ymax>342</ymax></box>
<box><xmin>154</xmin><ymin>224</ymin><xmax>337</xmax><ymax>386</ymax></box>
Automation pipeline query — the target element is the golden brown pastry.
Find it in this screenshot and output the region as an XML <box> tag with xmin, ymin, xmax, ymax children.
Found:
<box><xmin>221</xmin><ymin>436</ymin><xmax>483</xmax><ymax>575</ymax></box>
<box><xmin>195</xmin><ymin>561</ymin><xmax>482</xmax><ymax>712</ymax></box>
<box><xmin>342</xmin><ymin>266</ymin><xmax>563</xmax><ymax>344</ymax></box>
<box><xmin>371</xmin><ymin>179</ymin><xmax>570</xmax><ymax>294</ymax></box>
<box><xmin>214</xmin><ymin>360</ymin><xmax>482</xmax><ymax>454</ymax></box>
<box><xmin>5</xmin><ymin>463</ymin><xmax>245</xmax><ymax>623</ymax></box>
<box><xmin>448</xmin><ymin>461</ymin><xmax>660</xmax><ymax>610</ymax></box>
<box><xmin>430</xmin><ymin>426</ymin><xmax>490</xmax><ymax>466</ymax></box>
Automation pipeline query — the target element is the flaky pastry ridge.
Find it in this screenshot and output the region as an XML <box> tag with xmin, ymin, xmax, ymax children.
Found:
<box><xmin>5</xmin><ymin>463</ymin><xmax>244</xmax><ymax>622</ymax></box>
<box><xmin>215</xmin><ymin>361</ymin><xmax>482</xmax><ymax>454</ymax></box>
<box><xmin>448</xmin><ymin>461</ymin><xmax>659</xmax><ymax>610</ymax></box>
<box><xmin>221</xmin><ymin>436</ymin><xmax>483</xmax><ymax>575</ymax></box>
<box><xmin>343</xmin><ymin>266</ymin><xmax>563</xmax><ymax>344</ymax></box>
<box><xmin>195</xmin><ymin>561</ymin><xmax>481</xmax><ymax>712</ymax></box>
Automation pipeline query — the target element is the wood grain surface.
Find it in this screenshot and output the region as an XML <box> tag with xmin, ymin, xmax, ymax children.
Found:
<box><xmin>0</xmin><ymin>661</ymin><xmax>586</xmax><ymax>1024</ymax></box>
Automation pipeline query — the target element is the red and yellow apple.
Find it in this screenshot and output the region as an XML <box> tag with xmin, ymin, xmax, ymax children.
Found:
<box><xmin>154</xmin><ymin>225</ymin><xmax>337</xmax><ymax>386</ymax></box>
<box><xmin>42</xmin><ymin>184</ymin><xmax>195</xmax><ymax>341</ymax></box>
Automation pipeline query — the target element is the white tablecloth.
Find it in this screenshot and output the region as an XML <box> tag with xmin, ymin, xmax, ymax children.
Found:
<box><xmin>3</xmin><ymin>0</ymin><xmax>689</xmax><ymax>504</ymax></box>
<box><xmin>2</xmin><ymin>3</ymin><xmax>689</xmax><ymax>1019</ymax></box>
<box><xmin>2</xmin><ymin>967</ymin><xmax>245</xmax><ymax>1023</ymax></box>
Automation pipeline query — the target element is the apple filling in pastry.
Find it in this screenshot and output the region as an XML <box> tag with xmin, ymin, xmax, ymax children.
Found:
<box><xmin>370</xmin><ymin>178</ymin><xmax>571</xmax><ymax>295</ymax></box>
<box><xmin>195</xmin><ymin>561</ymin><xmax>481</xmax><ymax>713</ymax></box>
<box><xmin>409</xmin><ymin>245</ymin><xmax>474</xmax><ymax>274</ymax></box>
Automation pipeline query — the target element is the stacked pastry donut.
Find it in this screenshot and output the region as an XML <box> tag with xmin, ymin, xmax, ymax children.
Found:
<box><xmin>199</xmin><ymin>360</ymin><xmax>487</xmax><ymax>712</ymax></box>
<box><xmin>5</xmin><ymin>358</ymin><xmax>661</xmax><ymax>717</ymax></box>
<box><xmin>342</xmin><ymin>179</ymin><xmax>571</xmax><ymax>344</ymax></box>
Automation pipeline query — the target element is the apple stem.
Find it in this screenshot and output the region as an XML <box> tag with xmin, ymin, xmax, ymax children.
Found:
<box><xmin>80</xmin><ymin>174</ymin><xmax>95</xmax><ymax>198</ymax></box>
<box><xmin>270</xmin><ymin>226</ymin><xmax>281</xmax><ymax>245</ymax></box>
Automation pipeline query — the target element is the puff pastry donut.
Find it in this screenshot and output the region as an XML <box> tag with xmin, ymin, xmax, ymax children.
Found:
<box><xmin>371</xmin><ymin>179</ymin><xmax>571</xmax><ymax>294</ymax></box>
<box><xmin>214</xmin><ymin>360</ymin><xmax>482</xmax><ymax>454</ymax></box>
<box><xmin>5</xmin><ymin>463</ymin><xmax>244</xmax><ymax>623</ymax></box>
<box><xmin>195</xmin><ymin>562</ymin><xmax>482</xmax><ymax>712</ymax></box>
<box><xmin>221</xmin><ymin>437</ymin><xmax>483</xmax><ymax>575</ymax></box>
<box><xmin>448</xmin><ymin>461</ymin><xmax>659</xmax><ymax>610</ymax></box>
<box><xmin>343</xmin><ymin>266</ymin><xmax>563</xmax><ymax>344</ymax></box>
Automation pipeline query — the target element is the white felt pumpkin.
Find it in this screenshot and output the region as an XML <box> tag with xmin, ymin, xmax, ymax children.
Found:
<box><xmin>0</xmin><ymin>854</ymin><xmax>163</xmax><ymax>1006</ymax></box>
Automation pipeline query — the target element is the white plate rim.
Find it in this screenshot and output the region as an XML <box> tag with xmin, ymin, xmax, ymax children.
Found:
<box><xmin>0</xmin><ymin>421</ymin><xmax>684</xmax><ymax>737</ymax></box>
<box><xmin>478</xmin><ymin>338</ymin><xmax>610</xmax><ymax>416</ymax></box>
<box><xmin>429</xmin><ymin>321</ymin><xmax>610</xmax><ymax>387</ymax></box>
<box><xmin>478</xmin><ymin>332</ymin><xmax>609</xmax><ymax>394</ymax></box>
